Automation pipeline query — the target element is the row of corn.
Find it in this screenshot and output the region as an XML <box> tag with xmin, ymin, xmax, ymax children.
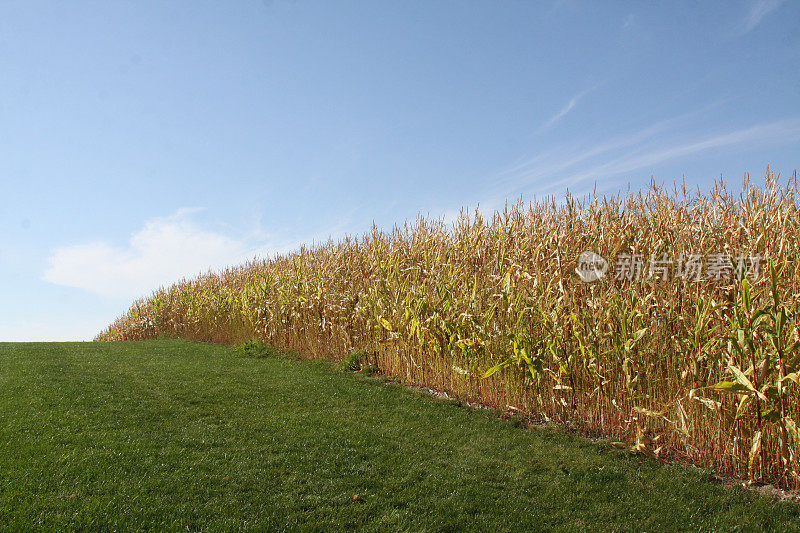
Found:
<box><xmin>98</xmin><ymin>172</ymin><xmax>800</xmax><ymax>489</ymax></box>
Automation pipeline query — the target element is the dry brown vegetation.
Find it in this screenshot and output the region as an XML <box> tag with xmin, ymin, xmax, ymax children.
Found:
<box><xmin>98</xmin><ymin>171</ymin><xmax>800</xmax><ymax>489</ymax></box>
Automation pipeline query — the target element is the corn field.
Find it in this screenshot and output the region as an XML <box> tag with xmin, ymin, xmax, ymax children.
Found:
<box><xmin>98</xmin><ymin>171</ymin><xmax>800</xmax><ymax>489</ymax></box>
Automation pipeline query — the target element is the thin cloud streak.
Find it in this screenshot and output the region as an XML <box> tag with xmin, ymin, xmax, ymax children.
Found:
<box><xmin>541</xmin><ymin>96</ymin><xmax>579</xmax><ymax>130</ymax></box>
<box><xmin>538</xmin><ymin>87</ymin><xmax>594</xmax><ymax>132</ymax></box>
<box><xmin>493</xmin><ymin>103</ymin><xmax>726</xmax><ymax>192</ymax></box>
<box><xmin>741</xmin><ymin>0</ymin><xmax>787</xmax><ymax>34</ymax></box>
<box><xmin>546</xmin><ymin>118</ymin><xmax>800</xmax><ymax>191</ymax></box>
<box><xmin>486</xmin><ymin>116</ymin><xmax>800</xmax><ymax>203</ymax></box>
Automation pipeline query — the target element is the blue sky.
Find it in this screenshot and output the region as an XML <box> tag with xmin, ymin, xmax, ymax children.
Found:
<box><xmin>1</xmin><ymin>0</ymin><xmax>798</xmax><ymax>341</ymax></box>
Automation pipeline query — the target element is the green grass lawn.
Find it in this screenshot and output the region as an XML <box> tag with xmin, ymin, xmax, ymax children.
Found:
<box><xmin>1</xmin><ymin>340</ymin><xmax>798</xmax><ymax>531</ymax></box>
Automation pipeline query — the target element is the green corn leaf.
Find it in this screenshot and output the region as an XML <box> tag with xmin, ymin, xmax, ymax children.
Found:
<box><xmin>777</xmin><ymin>308</ymin><xmax>787</xmax><ymax>335</ymax></box>
<box><xmin>727</xmin><ymin>365</ymin><xmax>766</xmax><ymax>400</ymax></box>
<box><xmin>785</xmin><ymin>417</ymin><xmax>799</xmax><ymax>446</ymax></box>
<box><xmin>482</xmin><ymin>360</ymin><xmax>509</xmax><ymax>379</ymax></box>
<box><xmin>708</xmin><ymin>381</ymin><xmax>750</xmax><ymax>394</ymax></box>
<box><xmin>735</xmin><ymin>394</ymin><xmax>752</xmax><ymax>420</ymax></box>
<box><xmin>752</xmin><ymin>309</ymin><xmax>770</xmax><ymax>328</ymax></box>
<box><xmin>770</xmin><ymin>261</ymin><xmax>780</xmax><ymax>307</ymax></box>
<box><xmin>780</xmin><ymin>372</ymin><xmax>799</xmax><ymax>385</ymax></box>
<box><xmin>741</xmin><ymin>279</ymin><xmax>751</xmax><ymax>311</ymax></box>
<box><xmin>760</xmin><ymin>409</ymin><xmax>780</xmax><ymax>424</ymax></box>
<box><xmin>749</xmin><ymin>430</ymin><xmax>762</xmax><ymax>471</ymax></box>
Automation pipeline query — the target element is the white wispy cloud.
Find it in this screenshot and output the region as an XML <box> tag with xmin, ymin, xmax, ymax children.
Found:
<box><xmin>42</xmin><ymin>208</ymin><xmax>345</xmax><ymax>301</ymax></box>
<box><xmin>539</xmin><ymin>87</ymin><xmax>594</xmax><ymax>132</ymax></box>
<box><xmin>547</xmin><ymin>118</ymin><xmax>800</xmax><ymax>190</ymax></box>
<box><xmin>493</xmin><ymin>105</ymin><xmax>718</xmax><ymax>193</ymax></box>
<box><xmin>44</xmin><ymin>209</ymin><xmax>255</xmax><ymax>300</ymax></box>
<box><xmin>623</xmin><ymin>14</ymin><xmax>636</xmax><ymax>28</ymax></box>
<box><xmin>741</xmin><ymin>0</ymin><xmax>787</xmax><ymax>34</ymax></box>
<box><xmin>486</xmin><ymin>116</ymin><xmax>800</xmax><ymax>202</ymax></box>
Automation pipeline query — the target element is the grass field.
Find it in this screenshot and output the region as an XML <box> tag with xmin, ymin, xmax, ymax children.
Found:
<box><xmin>1</xmin><ymin>340</ymin><xmax>798</xmax><ymax>531</ymax></box>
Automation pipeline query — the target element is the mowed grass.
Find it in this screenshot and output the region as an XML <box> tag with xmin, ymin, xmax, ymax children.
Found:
<box><xmin>1</xmin><ymin>340</ymin><xmax>798</xmax><ymax>531</ymax></box>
